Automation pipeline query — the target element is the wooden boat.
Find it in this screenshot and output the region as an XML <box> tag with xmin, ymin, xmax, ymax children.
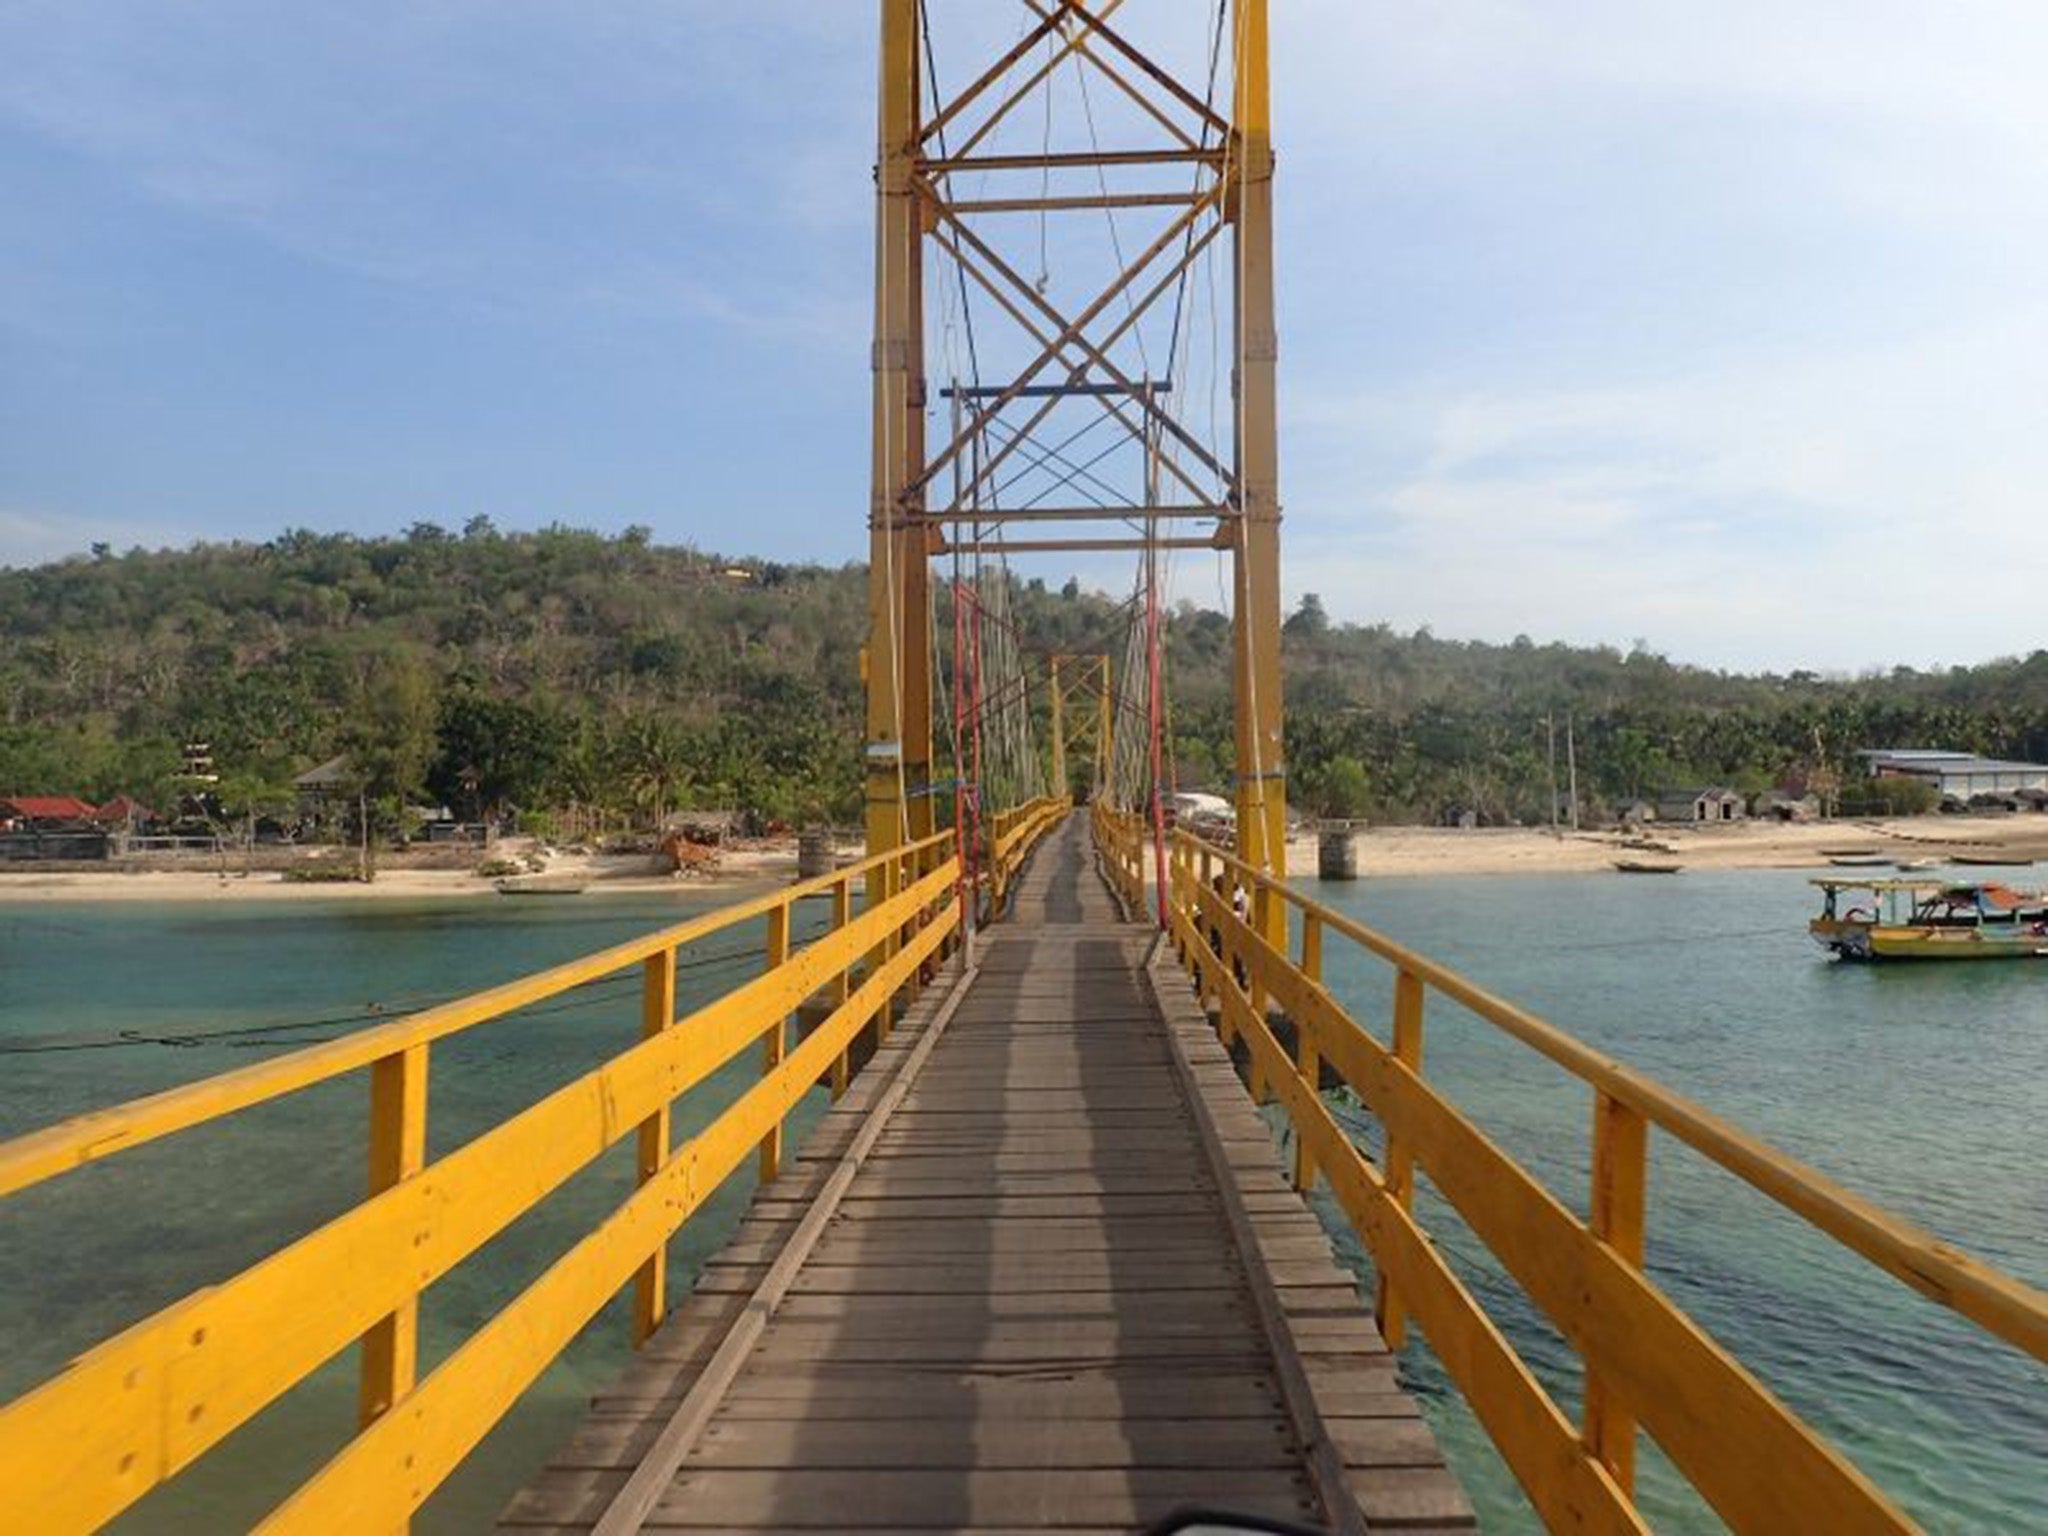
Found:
<box><xmin>1613</xmin><ymin>859</ymin><xmax>1682</xmax><ymax>875</ymax></box>
<box><xmin>1809</xmin><ymin>878</ymin><xmax>2048</xmax><ymax>961</ymax></box>
<box><xmin>1893</xmin><ymin>857</ymin><xmax>1940</xmax><ymax>872</ymax></box>
<box><xmin>495</xmin><ymin>876</ymin><xmax>589</xmax><ymax>897</ymax></box>
<box><xmin>1618</xmin><ymin>837</ymin><xmax>1678</xmax><ymax>854</ymax></box>
<box><xmin>1828</xmin><ymin>854</ymin><xmax>1892</xmax><ymax>868</ymax></box>
<box><xmin>1950</xmin><ymin>853</ymin><xmax>2034</xmax><ymax>868</ymax></box>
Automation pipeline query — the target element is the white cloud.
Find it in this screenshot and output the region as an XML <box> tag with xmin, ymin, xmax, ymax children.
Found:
<box><xmin>1287</xmin><ymin>304</ymin><xmax>2048</xmax><ymax>669</ymax></box>
<box><xmin>1263</xmin><ymin>0</ymin><xmax>2048</xmax><ymax>670</ymax></box>
<box><xmin>0</xmin><ymin>2</ymin><xmax>874</xmax><ymax>322</ymax></box>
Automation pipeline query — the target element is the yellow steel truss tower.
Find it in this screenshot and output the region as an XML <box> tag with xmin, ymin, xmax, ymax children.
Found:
<box><xmin>866</xmin><ymin>1</ymin><xmax>1286</xmax><ymax>903</ymax></box>
<box><xmin>1048</xmin><ymin>653</ymin><xmax>1113</xmax><ymax>799</ymax></box>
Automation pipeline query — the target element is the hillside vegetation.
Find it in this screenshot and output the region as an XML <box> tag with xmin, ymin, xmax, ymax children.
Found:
<box><xmin>5</xmin><ymin>522</ymin><xmax>2047</xmax><ymax>829</ymax></box>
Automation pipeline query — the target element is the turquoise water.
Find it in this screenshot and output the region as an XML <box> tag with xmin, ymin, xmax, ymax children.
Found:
<box><xmin>0</xmin><ymin>888</ymin><xmax>833</xmax><ymax>1533</ymax></box>
<box><xmin>1290</xmin><ymin>867</ymin><xmax>2046</xmax><ymax>1532</ymax></box>
<box><xmin>1</xmin><ymin>873</ymin><xmax>2041</xmax><ymax>1531</ymax></box>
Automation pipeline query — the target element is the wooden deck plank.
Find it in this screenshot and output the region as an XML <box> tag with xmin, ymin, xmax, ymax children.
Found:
<box><xmin>645</xmin><ymin>1469</ymin><xmax>1322</xmax><ymax>1529</ymax></box>
<box><xmin>682</xmin><ymin>1418</ymin><xmax>1305</xmax><ymax>1471</ymax></box>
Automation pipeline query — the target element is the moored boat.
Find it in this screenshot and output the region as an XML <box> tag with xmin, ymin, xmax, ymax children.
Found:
<box><xmin>495</xmin><ymin>876</ymin><xmax>589</xmax><ymax>897</ymax></box>
<box><xmin>1614</xmin><ymin>859</ymin><xmax>1682</xmax><ymax>875</ymax></box>
<box><xmin>1809</xmin><ymin>878</ymin><xmax>2048</xmax><ymax>961</ymax></box>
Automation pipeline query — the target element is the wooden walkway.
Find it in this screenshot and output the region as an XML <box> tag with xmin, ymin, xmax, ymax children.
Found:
<box><xmin>503</xmin><ymin>820</ymin><xmax>1473</xmax><ymax>1533</ymax></box>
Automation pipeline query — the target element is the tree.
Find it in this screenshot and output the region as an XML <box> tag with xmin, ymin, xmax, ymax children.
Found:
<box><xmin>1284</xmin><ymin>592</ymin><xmax>1330</xmax><ymax>639</ymax></box>
<box><xmin>429</xmin><ymin>692</ymin><xmax>570</xmax><ymax>820</ymax></box>
<box><xmin>610</xmin><ymin>713</ymin><xmax>696</xmax><ymax>827</ymax></box>
<box><xmin>10</xmin><ymin>522</ymin><xmax>2048</xmax><ymax>843</ymax></box>
<box><xmin>1844</xmin><ymin>775</ymin><xmax>1938</xmax><ymax>816</ymax></box>
<box><xmin>211</xmin><ymin>769</ymin><xmax>300</xmax><ymax>872</ymax></box>
<box><xmin>337</xmin><ymin>653</ymin><xmax>439</xmax><ymax>875</ymax></box>
<box><xmin>1313</xmin><ymin>755</ymin><xmax>1371</xmax><ymax>820</ymax></box>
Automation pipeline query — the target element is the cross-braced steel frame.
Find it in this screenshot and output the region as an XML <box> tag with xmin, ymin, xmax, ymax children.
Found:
<box><xmin>867</xmin><ymin>0</ymin><xmax>1287</xmax><ymax>915</ymax></box>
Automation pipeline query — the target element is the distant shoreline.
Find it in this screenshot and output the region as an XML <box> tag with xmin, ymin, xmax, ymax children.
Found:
<box><xmin>1288</xmin><ymin>813</ymin><xmax>2048</xmax><ymax>879</ymax></box>
<box><xmin>4</xmin><ymin>813</ymin><xmax>2046</xmax><ymax>902</ymax></box>
<box><xmin>0</xmin><ymin>846</ymin><xmax>800</xmax><ymax>903</ymax></box>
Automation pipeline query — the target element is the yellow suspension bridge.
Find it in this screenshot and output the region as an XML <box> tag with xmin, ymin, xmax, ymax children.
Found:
<box><xmin>2</xmin><ymin>5</ymin><xmax>2042</xmax><ymax>1533</ymax></box>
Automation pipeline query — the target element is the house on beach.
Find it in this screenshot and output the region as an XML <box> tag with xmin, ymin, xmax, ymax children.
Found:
<box><xmin>1751</xmin><ymin>790</ymin><xmax>1820</xmax><ymax>822</ymax></box>
<box><xmin>92</xmin><ymin>795</ymin><xmax>160</xmax><ymax>831</ymax></box>
<box><xmin>1654</xmin><ymin>788</ymin><xmax>1747</xmax><ymax>823</ymax></box>
<box><xmin>0</xmin><ymin>797</ymin><xmax>111</xmax><ymax>860</ymax></box>
<box><xmin>0</xmin><ymin>796</ymin><xmax>99</xmax><ymax>831</ymax></box>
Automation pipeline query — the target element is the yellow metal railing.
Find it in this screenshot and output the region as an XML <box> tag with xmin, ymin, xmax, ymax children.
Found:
<box><xmin>0</xmin><ymin>830</ymin><xmax>978</xmax><ymax>1533</ymax></box>
<box><xmin>1090</xmin><ymin>798</ymin><xmax>1147</xmax><ymax>914</ymax></box>
<box><xmin>1097</xmin><ymin>812</ymin><xmax>2048</xmax><ymax>1534</ymax></box>
<box><xmin>988</xmin><ymin>794</ymin><xmax>1070</xmax><ymax>914</ymax></box>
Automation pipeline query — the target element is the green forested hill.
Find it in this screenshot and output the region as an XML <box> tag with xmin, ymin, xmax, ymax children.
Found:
<box><xmin>5</xmin><ymin>522</ymin><xmax>2047</xmax><ymax>827</ymax></box>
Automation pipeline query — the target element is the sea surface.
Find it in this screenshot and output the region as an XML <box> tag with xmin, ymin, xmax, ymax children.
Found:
<box><xmin>1296</xmin><ymin>866</ymin><xmax>2046</xmax><ymax>1532</ymax></box>
<box><xmin>0</xmin><ymin>885</ymin><xmax>834</xmax><ymax>1533</ymax></box>
<box><xmin>0</xmin><ymin>869</ymin><xmax>2041</xmax><ymax>1531</ymax></box>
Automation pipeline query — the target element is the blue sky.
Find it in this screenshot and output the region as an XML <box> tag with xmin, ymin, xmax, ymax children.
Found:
<box><xmin>3</xmin><ymin>1</ymin><xmax>2044</xmax><ymax>671</ymax></box>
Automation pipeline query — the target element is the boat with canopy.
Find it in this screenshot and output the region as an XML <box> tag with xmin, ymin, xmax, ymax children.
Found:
<box><xmin>1810</xmin><ymin>877</ymin><xmax>2048</xmax><ymax>961</ymax></box>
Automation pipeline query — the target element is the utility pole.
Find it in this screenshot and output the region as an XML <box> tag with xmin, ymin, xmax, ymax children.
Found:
<box><xmin>1546</xmin><ymin>715</ymin><xmax>1560</xmax><ymax>837</ymax></box>
<box><xmin>1566</xmin><ymin>712</ymin><xmax>1581</xmax><ymax>832</ymax></box>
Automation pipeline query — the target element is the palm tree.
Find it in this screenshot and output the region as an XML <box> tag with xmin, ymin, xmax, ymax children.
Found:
<box><xmin>613</xmin><ymin>715</ymin><xmax>695</xmax><ymax>829</ymax></box>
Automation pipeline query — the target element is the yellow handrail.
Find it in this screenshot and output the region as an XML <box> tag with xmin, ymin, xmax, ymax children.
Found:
<box><xmin>0</xmin><ymin>830</ymin><xmax>958</xmax><ymax>1532</ymax></box>
<box><xmin>987</xmin><ymin>794</ymin><xmax>1069</xmax><ymax>913</ymax></box>
<box><xmin>1103</xmin><ymin>815</ymin><xmax>2048</xmax><ymax>1533</ymax></box>
<box><xmin>1090</xmin><ymin>801</ymin><xmax>1147</xmax><ymax>914</ymax></box>
<box><xmin>0</xmin><ymin>830</ymin><xmax>954</xmax><ymax>1202</ymax></box>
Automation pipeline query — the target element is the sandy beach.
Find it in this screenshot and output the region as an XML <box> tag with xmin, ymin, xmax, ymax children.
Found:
<box><xmin>1287</xmin><ymin>813</ymin><xmax>2048</xmax><ymax>878</ymax></box>
<box><xmin>6</xmin><ymin>813</ymin><xmax>2048</xmax><ymax>902</ymax></box>
<box><xmin>0</xmin><ymin>843</ymin><xmax>803</xmax><ymax>902</ymax></box>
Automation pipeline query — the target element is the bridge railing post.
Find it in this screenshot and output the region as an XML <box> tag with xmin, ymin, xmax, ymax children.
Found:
<box><xmin>1292</xmin><ymin>912</ymin><xmax>1323</xmax><ymax>1193</ymax></box>
<box><xmin>1584</xmin><ymin>1089</ymin><xmax>1648</xmax><ymax>1494</ymax></box>
<box><xmin>758</xmin><ymin>904</ymin><xmax>792</xmax><ymax>1185</ymax></box>
<box><xmin>829</xmin><ymin>874</ymin><xmax>853</xmax><ymax>1101</ymax></box>
<box><xmin>631</xmin><ymin>947</ymin><xmax>678</xmax><ymax>1346</ymax></box>
<box><xmin>1374</xmin><ymin>967</ymin><xmax>1425</xmax><ymax>1350</ymax></box>
<box><xmin>359</xmin><ymin>1042</ymin><xmax>428</xmax><ymax>1431</ymax></box>
<box><xmin>874</xmin><ymin>859</ymin><xmax>900</xmax><ymax>1039</ymax></box>
<box><xmin>1168</xmin><ymin>836</ymin><xmax>1186</xmax><ymax>950</ymax></box>
<box><xmin>901</xmin><ymin>845</ymin><xmax>924</xmax><ymax>1006</ymax></box>
<box><xmin>1196</xmin><ymin>845</ymin><xmax>1225</xmax><ymax>1028</ymax></box>
<box><xmin>1246</xmin><ymin>882</ymin><xmax>1273</xmax><ymax>1103</ymax></box>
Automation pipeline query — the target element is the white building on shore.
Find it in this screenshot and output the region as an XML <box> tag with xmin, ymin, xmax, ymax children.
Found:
<box><xmin>1857</xmin><ymin>750</ymin><xmax>2048</xmax><ymax>800</ymax></box>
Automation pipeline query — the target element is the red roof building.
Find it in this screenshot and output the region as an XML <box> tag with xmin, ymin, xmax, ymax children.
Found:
<box><xmin>0</xmin><ymin>796</ymin><xmax>100</xmax><ymax>824</ymax></box>
<box><xmin>92</xmin><ymin>795</ymin><xmax>159</xmax><ymax>825</ymax></box>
